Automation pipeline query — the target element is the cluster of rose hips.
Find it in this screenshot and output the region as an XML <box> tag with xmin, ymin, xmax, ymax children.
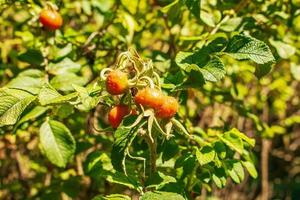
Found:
<box><xmin>101</xmin><ymin>50</ymin><xmax>179</xmax><ymax>130</ymax></box>
<box><xmin>37</xmin><ymin>3</ymin><xmax>181</xmax><ymax>137</ymax></box>
<box><xmin>135</xmin><ymin>88</ymin><xmax>178</xmax><ymax>119</ymax></box>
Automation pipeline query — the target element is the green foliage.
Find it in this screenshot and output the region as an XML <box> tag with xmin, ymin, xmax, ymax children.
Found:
<box><xmin>111</xmin><ymin>117</ymin><xmax>146</xmax><ymax>172</ymax></box>
<box><xmin>141</xmin><ymin>191</ymin><xmax>185</xmax><ymax>200</ymax></box>
<box><xmin>0</xmin><ymin>0</ymin><xmax>299</xmax><ymax>199</ymax></box>
<box><xmin>92</xmin><ymin>194</ymin><xmax>131</xmax><ymax>200</ymax></box>
<box><xmin>0</xmin><ymin>88</ymin><xmax>36</xmax><ymax>126</ymax></box>
<box><xmin>39</xmin><ymin>119</ymin><xmax>76</xmax><ymax>167</ymax></box>
<box><xmin>225</xmin><ymin>34</ymin><xmax>275</xmax><ymax>64</ymax></box>
<box><xmin>196</xmin><ymin>145</ymin><xmax>216</xmax><ymax>166</ymax></box>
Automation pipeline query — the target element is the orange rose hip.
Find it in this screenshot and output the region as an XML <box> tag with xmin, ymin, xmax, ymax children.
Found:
<box><xmin>106</xmin><ymin>70</ymin><xmax>129</xmax><ymax>95</ymax></box>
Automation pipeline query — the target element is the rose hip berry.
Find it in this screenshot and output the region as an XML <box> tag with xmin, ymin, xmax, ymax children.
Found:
<box><xmin>108</xmin><ymin>105</ymin><xmax>130</xmax><ymax>128</ymax></box>
<box><xmin>134</xmin><ymin>87</ymin><xmax>164</xmax><ymax>109</ymax></box>
<box><xmin>106</xmin><ymin>70</ymin><xmax>128</xmax><ymax>95</ymax></box>
<box><xmin>155</xmin><ymin>96</ymin><xmax>178</xmax><ymax>118</ymax></box>
<box><xmin>39</xmin><ymin>9</ymin><xmax>63</xmax><ymax>30</ymax></box>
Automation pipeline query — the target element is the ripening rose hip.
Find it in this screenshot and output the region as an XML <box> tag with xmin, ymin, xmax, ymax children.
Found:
<box><xmin>155</xmin><ymin>96</ymin><xmax>178</xmax><ymax>118</ymax></box>
<box><xmin>106</xmin><ymin>70</ymin><xmax>128</xmax><ymax>95</ymax></box>
<box><xmin>134</xmin><ymin>87</ymin><xmax>164</xmax><ymax>109</ymax></box>
<box><xmin>108</xmin><ymin>105</ymin><xmax>130</xmax><ymax>128</ymax></box>
<box><xmin>39</xmin><ymin>9</ymin><xmax>63</xmax><ymax>30</ymax></box>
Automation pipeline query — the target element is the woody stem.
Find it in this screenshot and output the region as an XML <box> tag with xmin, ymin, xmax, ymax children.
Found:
<box><xmin>144</xmin><ymin>132</ymin><xmax>157</xmax><ymax>177</ymax></box>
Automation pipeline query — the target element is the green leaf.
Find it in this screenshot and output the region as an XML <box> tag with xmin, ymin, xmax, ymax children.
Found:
<box><xmin>73</xmin><ymin>84</ymin><xmax>100</xmax><ymax>111</ymax></box>
<box><xmin>6</xmin><ymin>71</ymin><xmax>45</xmax><ymax>95</ymax></box>
<box><xmin>197</xmin><ymin>57</ymin><xmax>225</xmax><ymax>82</ymax></box>
<box><xmin>284</xmin><ymin>115</ymin><xmax>300</xmax><ymax>126</ymax></box>
<box><xmin>200</xmin><ymin>10</ymin><xmax>215</xmax><ymax>27</ymax></box>
<box><xmin>118</xmin><ymin>11</ymin><xmax>136</xmax><ymax>44</ymax></box>
<box><xmin>38</xmin><ymin>84</ymin><xmax>62</xmax><ymax>105</ymax></box>
<box><xmin>212</xmin><ymin>167</ymin><xmax>227</xmax><ymax>188</ymax></box>
<box><xmin>255</xmin><ymin>62</ymin><xmax>273</xmax><ymax>79</ymax></box>
<box><xmin>0</xmin><ymin>88</ymin><xmax>36</xmax><ymax>126</ymax></box>
<box><xmin>84</xmin><ymin>151</ymin><xmax>114</xmax><ymax>177</ymax></box>
<box><xmin>47</xmin><ymin>57</ymin><xmax>81</xmax><ymax>75</ymax></box>
<box><xmin>92</xmin><ymin>195</ymin><xmax>105</xmax><ymax>200</ymax></box>
<box><xmin>50</xmin><ymin>93</ymin><xmax>78</xmax><ymax>105</ymax></box>
<box><xmin>229</xmin><ymin>128</ymin><xmax>255</xmax><ymax>147</ymax></box>
<box><xmin>83</xmin><ymin>151</ymin><xmax>142</xmax><ymax>191</ymax></box>
<box><xmin>61</xmin><ymin>176</ymin><xmax>81</xmax><ymax>198</ymax></box>
<box><xmin>54</xmin><ymin>43</ymin><xmax>73</xmax><ymax>60</ymax></box>
<box><xmin>91</xmin><ymin>0</ymin><xmax>115</xmax><ymax>12</ymax></box>
<box><xmin>18</xmin><ymin>69</ymin><xmax>45</xmax><ymax>78</ymax></box>
<box><xmin>38</xmin><ymin>85</ymin><xmax>78</xmax><ymax>105</ymax></box>
<box><xmin>269</xmin><ymin>39</ymin><xmax>295</xmax><ymax>59</ymax></box>
<box><xmin>55</xmin><ymin>104</ymin><xmax>74</xmax><ymax>119</ymax></box>
<box><xmin>106</xmin><ymin>171</ymin><xmax>142</xmax><ymax>191</ymax></box>
<box><xmin>162</xmin><ymin>138</ymin><xmax>179</xmax><ymax>162</ymax></box>
<box><xmin>111</xmin><ymin>117</ymin><xmax>146</xmax><ymax>172</ymax></box>
<box><xmin>219</xmin><ymin>131</ymin><xmax>244</xmax><ymax>154</ymax></box>
<box><xmin>199</xmin><ymin>168</ymin><xmax>211</xmax><ymax>183</ymax></box>
<box><xmin>161</xmin><ymin>0</ymin><xmax>179</xmax><ymax>13</ymax></box>
<box><xmin>290</xmin><ymin>63</ymin><xmax>300</xmax><ymax>81</ymax></box>
<box><xmin>18</xmin><ymin>49</ymin><xmax>44</xmax><ymax>66</ymax></box>
<box><xmin>226</xmin><ymin>160</ymin><xmax>244</xmax><ymax>183</ymax></box>
<box><xmin>185</xmin><ymin>0</ymin><xmax>201</xmax><ymax>19</ymax></box>
<box><xmin>161</xmin><ymin>0</ymin><xmax>183</xmax><ymax>25</ymax></box>
<box><xmin>206</xmin><ymin>37</ymin><xmax>228</xmax><ymax>52</ymax></box>
<box><xmin>176</xmin><ymin>51</ymin><xmax>202</xmax><ymax>71</ymax></box>
<box><xmin>146</xmin><ymin>171</ymin><xmax>177</xmax><ymax>190</ymax></box>
<box><xmin>171</xmin><ymin>118</ymin><xmax>190</xmax><ymax>137</ymax></box>
<box><xmin>50</xmin><ymin>73</ymin><xmax>88</xmax><ymax>92</ymax></box>
<box><xmin>174</xmin><ymin>152</ymin><xmax>196</xmax><ymax>178</ymax></box>
<box><xmin>176</xmin><ymin>51</ymin><xmax>225</xmax><ymax>82</ymax></box>
<box><xmin>242</xmin><ymin>161</ymin><xmax>257</xmax><ymax>178</ymax></box>
<box><xmin>15</xmin><ymin>31</ymin><xmax>34</xmax><ymax>42</ymax></box>
<box><xmin>225</xmin><ymin>34</ymin><xmax>275</xmax><ymax>64</ymax></box>
<box><xmin>39</xmin><ymin>119</ymin><xmax>76</xmax><ymax>167</ymax></box>
<box><xmin>177</xmin><ymin>70</ymin><xmax>205</xmax><ymax>89</ymax></box>
<box><xmin>121</xmin><ymin>0</ymin><xmax>138</xmax><ymax>14</ymax></box>
<box><xmin>82</xmin><ymin>1</ymin><xmax>92</xmax><ymax>15</ymax></box>
<box><xmin>213</xmin><ymin>141</ymin><xmax>226</xmax><ymax>159</ymax></box>
<box><xmin>92</xmin><ymin>194</ymin><xmax>131</xmax><ymax>200</ymax></box>
<box><xmin>219</xmin><ymin>17</ymin><xmax>242</xmax><ymax>32</ymax></box>
<box><xmin>16</xmin><ymin>106</ymin><xmax>48</xmax><ymax>126</ymax></box>
<box><xmin>141</xmin><ymin>191</ymin><xmax>185</xmax><ymax>200</ymax></box>
<box><xmin>195</xmin><ymin>145</ymin><xmax>216</xmax><ymax>166</ymax></box>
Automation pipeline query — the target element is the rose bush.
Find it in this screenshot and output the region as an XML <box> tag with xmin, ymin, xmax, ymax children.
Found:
<box><xmin>0</xmin><ymin>0</ymin><xmax>300</xmax><ymax>200</ymax></box>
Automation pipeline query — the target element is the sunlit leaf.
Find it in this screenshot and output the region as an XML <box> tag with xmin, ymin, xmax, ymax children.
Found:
<box><xmin>0</xmin><ymin>88</ymin><xmax>36</xmax><ymax>126</ymax></box>
<box><xmin>39</xmin><ymin>119</ymin><xmax>76</xmax><ymax>167</ymax></box>
<box><xmin>141</xmin><ymin>191</ymin><xmax>185</xmax><ymax>200</ymax></box>
<box><xmin>195</xmin><ymin>145</ymin><xmax>216</xmax><ymax>166</ymax></box>
<box><xmin>225</xmin><ymin>34</ymin><xmax>275</xmax><ymax>64</ymax></box>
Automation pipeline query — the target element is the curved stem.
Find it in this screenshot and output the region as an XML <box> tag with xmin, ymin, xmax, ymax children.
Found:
<box><xmin>46</xmin><ymin>1</ymin><xmax>58</xmax><ymax>11</ymax></box>
<box><xmin>209</xmin><ymin>15</ymin><xmax>230</xmax><ymax>36</ymax></box>
<box><xmin>126</xmin><ymin>149</ymin><xmax>146</xmax><ymax>178</ymax></box>
<box><xmin>153</xmin><ymin>72</ymin><xmax>161</xmax><ymax>89</ymax></box>
<box><xmin>100</xmin><ymin>68</ymin><xmax>112</xmax><ymax>80</ymax></box>
<box><xmin>83</xmin><ymin>32</ymin><xmax>100</xmax><ymax>47</ymax></box>
<box><xmin>140</xmin><ymin>76</ymin><xmax>155</xmax><ymax>88</ymax></box>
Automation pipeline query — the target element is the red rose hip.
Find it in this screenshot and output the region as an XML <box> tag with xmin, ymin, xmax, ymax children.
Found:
<box><xmin>155</xmin><ymin>96</ymin><xmax>178</xmax><ymax>118</ymax></box>
<box><xmin>108</xmin><ymin>105</ymin><xmax>130</xmax><ymax>128</ymax></box>
<box><xmin>39</xmin><ymin>9</ymin><xmax>63</xmax><ymax>30</ymax></box>
<box><xmin>134</xmin><ymin>87</ymin><xmax>164</xmax><ymax>109</ymax></box>
<box><xmin>106</xmin><ymin>70</ymin><xmax>128</xmax><ymax>95</ymax></box>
